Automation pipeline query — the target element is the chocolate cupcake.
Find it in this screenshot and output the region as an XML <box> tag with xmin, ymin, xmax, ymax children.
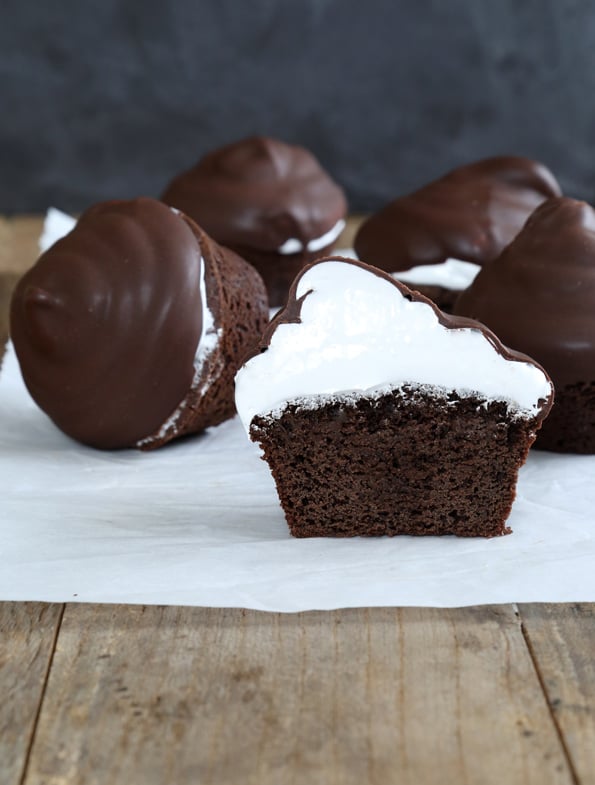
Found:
<box><xmin>235</xmin><ymin>257</ymin><xmax>553</xmax><ymax>538</ymax></box>
<box><xmin>10</xmin><ymin>197</ymin><xmax>268</xmax><ymax>450</ymax></box>
<box><xmin>354</xmin><ymin>156</ymin><xmax>561</xmax><ymax>311</ymax></box>
<box><xmin>455</xmin><ymin>196</ymin><xmax>595</xmax><ymax>453</ymax></box>
<box><xmin>162</xmin><ymin>136</ymin><xmax>347</xmax><ymax>306</ymax></box>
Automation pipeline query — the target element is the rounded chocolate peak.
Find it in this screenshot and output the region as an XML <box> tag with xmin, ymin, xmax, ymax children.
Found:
<box><xmin>455</xmin><ymin>196</ymin><xmax>595</xmax><ymax>387</ymax></box>
<box><xmin>354</xmin><ymin>156</ymin><xmax>561</xmax><ymax>271</ymax></box>
<box><xmin>10</xmin><ymin>198</ymin><xmax>203</xmax><ymax>449</ymax></box>
<box><xmin>161</xmin><ymin>135</ymin><xmax>347</xmax><ymax>252</ymax></box>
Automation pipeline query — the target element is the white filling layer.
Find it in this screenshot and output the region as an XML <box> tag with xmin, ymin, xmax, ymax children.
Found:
<box><xmin>234</xmin><ymin>260</ymin><xmax>551</xmax><ymax>432</ymax></box>
<box><xmin>277</xmin><ymin>218</ymin><xmax>346</xmax><ymax>255</ymax></box>
<box><xmin>393</xmin><ymin>257</ymin><xmax>481</xmax><ymax>290</ymax></box>
<box><xmin>344</xmin><ymin>245</ymin><xmax>481</xmax><ymax>291</ymax></box>
<box><xmin>39</xmin><ymin>208</ymin><xmax>77</xmax><ymax>253</ymax></box>
<box><xmin>136</xmin><ymin>256</ymin><xmax>222</xmax><ymax>446</ymax></box>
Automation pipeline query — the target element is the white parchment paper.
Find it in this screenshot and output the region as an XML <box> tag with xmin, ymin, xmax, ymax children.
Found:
<box><xmin>1</xmin><ymin>341</ymin><xmax>595</xmax><ymax>610</ymax></box>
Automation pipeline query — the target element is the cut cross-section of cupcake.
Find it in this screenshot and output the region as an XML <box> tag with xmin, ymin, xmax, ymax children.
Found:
<box><xmin>10</xmin><ymin>197</ymin><xmax>269</xmax><ymax>450</ymax></box>
<box><xmin>235</xmin><ymin>257</ymin><xmax>553</xmax><ymax>538</ymax></box>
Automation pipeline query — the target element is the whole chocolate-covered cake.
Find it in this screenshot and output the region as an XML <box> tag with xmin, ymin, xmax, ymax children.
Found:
<box><xmin>354</xmin><ymin>156</ymin><xmax>561</xmax><ymax>311</ymax></box>
<box><xmin>455</xmin><ymin>196</ymin><xmax>595</xmax><ymax>453</ymax></box>
<box><xmin>10</xmin><ymin>197</ymin><xmax>269</xmax><ymax>450</ymax></box>
<box><xmin>162</xmin><ymin>136</ymin><xmax>348</xmax><ymax>306</ymax></box>
<box><xmin>235</xmin><ymin>257</ymin><xmax>553</xmax><ymax>538</ymax></box>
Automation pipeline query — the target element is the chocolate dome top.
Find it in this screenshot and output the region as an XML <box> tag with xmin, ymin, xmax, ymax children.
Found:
<box><xmin>354</xmin><ymin>156</ymin><xmax>561</xmax><ymax>272</ymax></box>
<box><xmin>10</xmin><ymin>197</ymin><xmax>203</xmax><ymax>449</ymax></box>
<box><xmin>455</xmin><ymin>197</ymin><xmax>595</xmax><ymax>387</ymax></box>
<box><xmin>161</xmin><ymin>136</ymin><xmax>347</xmax><ymax>252</ymax></box>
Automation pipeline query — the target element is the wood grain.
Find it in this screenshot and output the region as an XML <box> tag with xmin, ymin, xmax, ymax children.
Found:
<box><xmin>0</xmin><ymin>272</ymin><xmax>18</xmax><ymax>356</ymax></box>
<box><xmin>0</xmin><ymin>215</ymin><xmax>42</xmax><ymax>276</ymax></box>
<box><xmin>22</xmin><ymin>604</ymin><xmax>572</xmax><ymax>785</ymax></box>
<box><xmin>519</xmin><ymin>603</ymin><xmax>595</xmax><ymax>785</ymax></box>
<box><xmin>0</xmin><ymin>214</ymin><xmax>41</xmax><ymax>354</ymax></box>
<box><xmin>0</xmin><ymin>603</ymin><xmax>64</xmax><ymax>785</ymax></box>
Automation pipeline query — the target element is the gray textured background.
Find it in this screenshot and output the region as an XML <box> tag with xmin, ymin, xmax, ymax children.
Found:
<box><xmin>1</xmin><ymin>0</ymin><xmax>594</xmax><ymax>214</ymax></box>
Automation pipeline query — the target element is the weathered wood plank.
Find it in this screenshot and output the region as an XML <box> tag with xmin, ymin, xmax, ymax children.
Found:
<box><xmin>0</xmin><ymin>272</ymin><xmax>18</xmax><ymax>358</ymax></box>
<box><xmin>519</xmin><ymin>603</ymin><xmax>595</xmax><ymax>785</ymax></box>
<box><xmin>0</xmin><ymin>214</ymin><xmax>41</xmax><ymax>352</ymax></box>
<box><xmin>0</xmin><ymin>215</ymin><xmax>42</xmax><ymax>276</ymax></box>
<box><xmin>0</xmin><ymin>603</ymin><xmax>64</xmax><ymax>785</ymax></box>
<box><xmin>23</xmin><ymin>604</ymin><xmax>572</xmax><ymax>785</ymax></box>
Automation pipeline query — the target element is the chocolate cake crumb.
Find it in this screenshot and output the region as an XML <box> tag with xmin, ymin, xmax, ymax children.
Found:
<box><xmin>251</xmin><ymin>387</ymin><xmax>538</xmax><ymax>538</ymax></box>
<box><xmin>140</xmin><ymin>230</ymin><xmax>269</xmax><ymax>450</ymax></box>
<box><xmin>535</xmin><ymin>381</ymin><xmax>595</xmax><ymax>453</ymax></box>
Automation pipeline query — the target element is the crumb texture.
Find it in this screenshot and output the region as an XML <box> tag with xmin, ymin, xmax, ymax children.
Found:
<box><xmin>535</xmin><ymin>380</ymin><xmax>595</xmax><ymax>453</ymax></box>
<box><xmin>141</xmin><ymin>236</ymin><xmax>268</xmax><ymax>450</ymax></box>
<box><xmin>251</xmin><ymin>387</ymin><xmax>538</xmax><ymax>538</ymax></box>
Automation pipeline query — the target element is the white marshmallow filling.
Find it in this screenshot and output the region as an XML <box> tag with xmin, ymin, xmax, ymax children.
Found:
<box><xmin>277</xmin><ymin>218</ymin><xmax>346</xmax><ymax>255</ymax></box>
<box><xmin>234</xmin><ymin>260</ymin><xmax>551</xmax><ymax>432</ymax></box>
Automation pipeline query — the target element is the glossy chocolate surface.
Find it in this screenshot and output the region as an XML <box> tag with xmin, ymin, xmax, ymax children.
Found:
<box><xmin>354</xmin><ymin>156</ymin><xmax>561</xmax><ymax>272</ymax></box>
<box><xmin>455</xmin><ymin>197</ymin><xmax>595</xmax><ymax>388</ymax></box>
<box><xmin>162</xmin><ymin>136</ymin><xmax>347</xmax><ymax>252</ymax></box>
<box><xmin>10</xmin><ymin>198</ymin><xmax>203</xmax><ymax>449</ymax></box>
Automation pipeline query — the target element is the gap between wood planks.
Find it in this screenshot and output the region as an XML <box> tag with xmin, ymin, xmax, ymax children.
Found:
<box><xmin>17</xmin><ymin>604</ymin><xmax>66</xmax><ymax>785</ymax></box>
<box><xmin>515</xmin><ymin>604</ymin><xmax>580</xmax><ymax>785</ymax></box>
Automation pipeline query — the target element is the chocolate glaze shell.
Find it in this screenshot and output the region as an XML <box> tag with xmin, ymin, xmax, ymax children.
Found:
<box><xmin>354</xmin><ymin>156</ymin><xmax>561</xmax><ymax>273</ymax></box>
<box><xmin>161</xmin><ymin>135</ymin><xmax>347</xmax><ymax>253</ymax></box>
<box><xmin>454</xmin><ymin>197</ymin><xmax>595</xmax><ymax>452</ymax></box>
<box><xmin>10</xmin><ymin>199</ymin><xmax>270</xmax><ymax>451</ymax></box>
<box><xmin>11</xmin><ymin>198</ymin><xmax>203</xmax><ymax>449</ymax></box>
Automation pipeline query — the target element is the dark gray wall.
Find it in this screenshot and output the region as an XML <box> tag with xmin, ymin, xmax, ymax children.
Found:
<box><xmin>1</xmin><ymin>0</ymin><xmax>594</xmax><ymax>214</ymax></box>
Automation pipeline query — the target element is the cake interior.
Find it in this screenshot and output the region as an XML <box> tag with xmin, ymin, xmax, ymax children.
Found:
<box><xmin>250</xmin><ymin>385</ymin><xmax>539</xmax><ymax>538</ymax></box>
<box><xmin>534</xmin><ymin>380</ymin><xmax>595</xmax><ymax>453</ymax></box>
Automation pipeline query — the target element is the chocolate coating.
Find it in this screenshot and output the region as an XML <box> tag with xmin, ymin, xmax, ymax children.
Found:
<box><xmin>10</xmin><ymin>198</ymin><xmax>203</xmax><ymax>449</ymax></box>
<box><xmin>455</xmin><ymin>197</ymin><xmax>595</xmax><ymax>386</ymax></box>
<box><xmin>354</xmin><ymin>156</ymin><xmax>561</xmax><ymax>272</ymax></box>
<box><xmin>161</xmin><ymin>135</ymin><xmax>347</xmax><ymax>252</ymax></box>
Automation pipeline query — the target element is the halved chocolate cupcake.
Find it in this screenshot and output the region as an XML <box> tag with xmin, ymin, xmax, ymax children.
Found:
<box><xmin>235</xmin><ymin>257</ymin><xmax>553</xmax><ymax>538</ymax></box>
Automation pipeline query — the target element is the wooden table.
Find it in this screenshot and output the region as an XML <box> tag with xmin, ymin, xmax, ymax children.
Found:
<box><xmin>1</xmin><ymin>217</ymin><xmax>594</xmax><ymax>785</ymax></box>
